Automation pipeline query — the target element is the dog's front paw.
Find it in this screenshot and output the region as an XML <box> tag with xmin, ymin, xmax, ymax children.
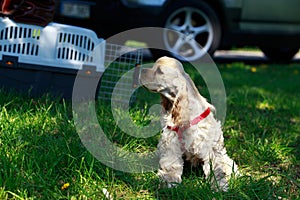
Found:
<box><xmin>158</xmin><ymin>169</ymin><xmax>182</xmax><ymax>189</ymax></box>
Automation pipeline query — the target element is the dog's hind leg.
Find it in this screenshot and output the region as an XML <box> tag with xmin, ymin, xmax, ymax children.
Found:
<box><xmin>202</xmin><ymin>155</ymin><xmax>228</xmax><ymax>191</ymax></box>
<box><xmin>202</xmin><ymin>148</ymin><xmax>238</xmax><ymax>191</ymax></box>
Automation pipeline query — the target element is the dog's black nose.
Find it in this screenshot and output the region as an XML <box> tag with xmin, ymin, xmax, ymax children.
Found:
<box><xmin>139</xmin><ymin>69</ymin><xmax>145</xmax><ymax>85</ymax></box>
<box><xmin>140</xmin><ymin>68</ymin><xmax>148</xmax><ymax>79</ymax></box>
<box><xmin>141</xmin><ymin>68</ymin><xmax>147</xmax><ymax>74</ymax></box>
<box><xmin>139</xmin><ymin>68</ymin><xmax>150</xmax><ymax>86</ymax></box>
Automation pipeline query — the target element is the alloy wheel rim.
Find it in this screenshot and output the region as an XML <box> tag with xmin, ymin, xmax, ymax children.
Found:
<box><xmin>163</xmin><ymin>7</ymin><xmax>214</xmax><ymax>61</ymax></box>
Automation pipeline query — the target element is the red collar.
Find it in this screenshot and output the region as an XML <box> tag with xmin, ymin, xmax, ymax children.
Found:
<box><xmin>167</xmin><ymin>107</ymin><xmax>211</xmax><ymax>141</ymax></box>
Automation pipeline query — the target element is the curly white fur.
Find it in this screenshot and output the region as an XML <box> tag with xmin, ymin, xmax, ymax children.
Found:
<box><xmin>140</xmin><ymin>56</ymin><xmax>238</xmax><ymax>191</ymax></box>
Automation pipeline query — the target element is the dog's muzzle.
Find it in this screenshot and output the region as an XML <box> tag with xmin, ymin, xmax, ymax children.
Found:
<box><xmin>139</xmin><ymin>68</ymin><xmax>152</xmax><ymax>86</ymax></box>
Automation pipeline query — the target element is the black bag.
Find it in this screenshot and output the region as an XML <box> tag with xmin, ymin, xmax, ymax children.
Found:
<box><xmin>0</xmin><ymin>0</ymin><xmax>55</xmax><ymax>26</ymax></box>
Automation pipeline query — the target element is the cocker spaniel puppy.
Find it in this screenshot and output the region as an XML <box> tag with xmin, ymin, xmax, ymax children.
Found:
<box><xmin>140</xmin><ymin>56</ymin><xmax>238</xmax><ymax>191</ymax></box>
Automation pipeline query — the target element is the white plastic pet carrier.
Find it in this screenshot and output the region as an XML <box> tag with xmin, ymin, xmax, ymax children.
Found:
<box><xmin>0</xmin><ymin>17</ymin><xmax>143</xmax><ymax>102</ymax></box>
<box><xmin>0</xmin><ymin>17</ymin><xmax>105</xmax><ymax>72</ymax></box>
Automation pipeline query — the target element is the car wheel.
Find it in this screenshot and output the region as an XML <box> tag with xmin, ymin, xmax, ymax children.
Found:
<box><xmin>151</xmin><ymin>1</ymin><xmax>221</xmax><ymax>62</ymax></box>
<box><xmin>260</xmin><ymin>47</ymin><xmax>299</xmax><ymax>63</ymax></box>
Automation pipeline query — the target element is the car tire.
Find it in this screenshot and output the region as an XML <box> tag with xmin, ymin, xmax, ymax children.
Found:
<box><xmin>150</xmin><ymin>0</ymin><xmax>221</xmax><ymax>62</ymax></box>
<box><xmin>260</xmin><ymin>47</ymin><xmax>299</xmax><ymax>63</ymax></box>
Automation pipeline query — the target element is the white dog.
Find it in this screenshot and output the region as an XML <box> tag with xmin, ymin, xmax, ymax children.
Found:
<box><xmin>140</xmin><ymin>56</ymin><xmax>238</xmax><ymax>191</ymax></box>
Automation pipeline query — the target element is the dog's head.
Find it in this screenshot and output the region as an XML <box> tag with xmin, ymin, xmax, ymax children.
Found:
<box><xmin>140</xmin><ymin>56</ymin><xmax>186</xmax><ymax>99</ymax></box>
<box><xmin>140</xmin><ymin>56</ymin><xmax>211</xmax><ymax>125</ymax></box>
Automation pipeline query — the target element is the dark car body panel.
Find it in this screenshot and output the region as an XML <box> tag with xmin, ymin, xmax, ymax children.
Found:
<box><xmin>53</xmin><ymin>0</ymin><xmax>300</xmax><ymax>49</ymax></box>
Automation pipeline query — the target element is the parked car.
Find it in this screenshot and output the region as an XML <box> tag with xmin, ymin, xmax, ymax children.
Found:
<box><xmin>53</xmin><ymin>0</ymin><xmax>300</xmax><ymax>62</ymax></box>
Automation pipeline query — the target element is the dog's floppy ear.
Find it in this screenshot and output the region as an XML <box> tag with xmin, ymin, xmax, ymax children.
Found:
<box><xmin>171</xmin><ymin>80</ymin><xmax>190</xmax><ymax>127</ymax></box>
<box><xmin>184</xmin><ymin>72</ymin><xmax>216</xmax><ymax>114</ymax></box>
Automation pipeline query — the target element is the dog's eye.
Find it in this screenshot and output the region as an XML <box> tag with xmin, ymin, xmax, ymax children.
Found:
<box><xmin>156</xmin><ymin>67</ymin><xmax>164</xmax><ymax>74</ymax></box>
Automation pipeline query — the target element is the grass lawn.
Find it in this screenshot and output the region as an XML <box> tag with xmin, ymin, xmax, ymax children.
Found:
<box><xmin>0</xmin><ymin>59</ymin><xmax>299</xmax><ymax>199</ymax></box>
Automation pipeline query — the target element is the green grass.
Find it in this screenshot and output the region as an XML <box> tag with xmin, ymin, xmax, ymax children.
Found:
<box><xmin>0</xmin><ymin>61</ymin><xmax>299</xmax><ymax>199</ymax></box>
